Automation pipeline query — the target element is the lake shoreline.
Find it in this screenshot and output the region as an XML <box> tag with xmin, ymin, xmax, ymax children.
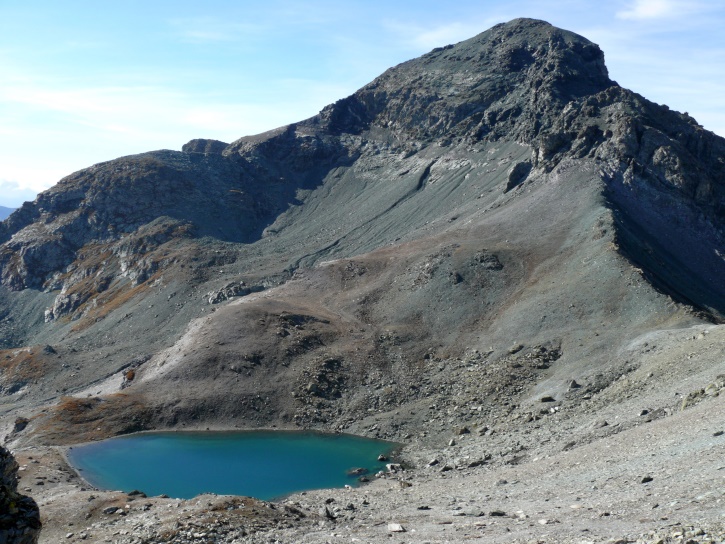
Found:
<box><xmin>64</xmin><ymin>429</ymin><xmax>402</xmax><ymax>500</ymax></box>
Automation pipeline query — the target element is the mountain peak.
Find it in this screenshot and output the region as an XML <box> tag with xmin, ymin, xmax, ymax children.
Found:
<box><xmin>317</xmin><ymin>17</ymin><xmax>612</xmax><ymax>143</ymax></box>
<box><xmin>477</xmin><ymin>17</ymin><xmax>610</xmax><ymax>89</ymax></box>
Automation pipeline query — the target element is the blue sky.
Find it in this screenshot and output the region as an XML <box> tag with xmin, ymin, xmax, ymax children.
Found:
<box><xmin>1</xmin><ymin>0</ymin><xmax>723</xmax><ymax>207</ymax></box>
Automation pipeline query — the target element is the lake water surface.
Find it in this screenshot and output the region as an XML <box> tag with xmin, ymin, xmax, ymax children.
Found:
<box><xmin>67</xmin><ymin>431</ymin><xmax>398</xmax><ymax>500</ymax></box>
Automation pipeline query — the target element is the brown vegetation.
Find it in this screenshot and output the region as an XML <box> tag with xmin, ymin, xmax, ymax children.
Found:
<box><xmin>0</xmin><ymin>348</ymin><xmax>52</xmax><ymax>393</ymax></box>
<box><xmin>34</xmin><ymin>392</ymin><xmax>152</xmax><ymax>445</ymax></box>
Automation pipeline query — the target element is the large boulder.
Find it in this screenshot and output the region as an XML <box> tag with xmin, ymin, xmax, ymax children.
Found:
<box><xmin>181</xmin><ymin>138</ymin><xmax>229</xmax><ymax>154</ymax></box>
<box><xmin>0</xmin><ymin>446</ymin><xmax>41</xmax><ymax>544</ymax></box>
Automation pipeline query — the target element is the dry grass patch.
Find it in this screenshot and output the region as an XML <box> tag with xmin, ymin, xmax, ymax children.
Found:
<box><xmin>33</xmin><ymin>392</ymin><xmax>153</xmax><ymax>445</ymax></box>
<box><xmin>0</xmin><ymin>347</ymin><xmax>53</xmax><ymax>393</ymax></box>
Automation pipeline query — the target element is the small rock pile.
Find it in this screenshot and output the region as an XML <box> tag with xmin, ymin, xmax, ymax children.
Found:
<box><xmin>634</xmin><ymin>523</ymin><xmax>725</xmax><ymax>543</ymax></box>
<box><xmin>0</xmin><ymin>446</ymin><xmax>41</xmax><ymax>543</ymax></box>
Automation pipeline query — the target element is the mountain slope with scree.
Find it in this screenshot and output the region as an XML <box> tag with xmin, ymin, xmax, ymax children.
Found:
<box><xmin>1</xmin><ymin>19</ymin><xmax>724</xmax><ymax>543</ymax></box>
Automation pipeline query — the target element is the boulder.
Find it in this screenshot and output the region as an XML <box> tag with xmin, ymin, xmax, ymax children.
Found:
<box><xmin>0</xmin><ymin>446</ymin><xmax>41</xmax><ymax>543</ymax></box>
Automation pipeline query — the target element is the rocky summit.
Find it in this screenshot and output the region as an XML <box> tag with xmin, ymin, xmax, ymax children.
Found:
<box><xmin>1</xmin><ymin>18</ymin><xmax>724</xmax><ymax>543</ymax></box>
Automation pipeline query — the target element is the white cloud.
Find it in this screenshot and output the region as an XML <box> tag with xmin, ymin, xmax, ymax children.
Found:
<box><xmin>169</xmin><ymin>17</ymin><xmax>266</xmax><ymax>43</ymax></box>
<box><xmin>0</xmin><ymin>59</ymin><xmax>351</xmax><ymax>142</ymax></box>
<box><xmin>383</xmin><ymin>19</ymin><xmax>501</xmax><ymax>52</ymax></box>
<box><xmin>3</xmin><ymin>85</ymin><xmax>169</xmax><ymax>117</ymax></box>
<box><xmin>0</xmin><ymin>58</ymin><xmax>355</xmax><ymax>203</ymax></box>
<box><xmin>407</xmin><ymin>22</ymin><xmax>487</xmax><ymax>49</ymax></box>
<box><xmin>616</xmin><ymin>0</ymin><xmax>694</xmax><ymax>20</ymax></box>
<box><xmin>0</xmin><ymin>179</ymin><xmax>42</xmax><ymax>207</ymax></box>
<box><xmin>1</xmin><ymin>80</ymin><xmax>250</xmax><ymax>143</ymax></box>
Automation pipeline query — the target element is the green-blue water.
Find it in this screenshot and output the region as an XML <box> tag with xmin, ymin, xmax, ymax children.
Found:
<box><xmin>67</xmin><ymin>431</ymin><xmax>397</xmax><ymax>500</ymax></box>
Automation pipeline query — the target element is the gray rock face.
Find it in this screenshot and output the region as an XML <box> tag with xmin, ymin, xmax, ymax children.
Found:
<box><xmin>316</xmin><ymin>18</ymin><xmax>610</xmax><ymax>142</ymax></box>
<box><xmin>181</xmin><ymin>139</ymin><xmax>229</xmax><ymax>154</ymax></box>
<box><xmin>0</xmin><ymin>447</ymin><xmax>41</xmax><ymax>543</ymax></box>
<box><xmin>0</xmin><ymin>151</ymin><xmax>260</xmax><ymax>290</ymax></box>
<box><xmin>207</xmin><ymin>281</ymin><xmax>265</xmax><ymax>304</ymax></box>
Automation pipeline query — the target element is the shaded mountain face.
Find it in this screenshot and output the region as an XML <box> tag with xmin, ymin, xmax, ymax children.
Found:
<box><xmin>0</xmin><ymin>446</ymin><xmax>41</xmax><ymax>543</ymax></box>
<box><xmin>0</xmin><ymin>18</ymin><xmax>724</xmax><ymax>445</ymax></box>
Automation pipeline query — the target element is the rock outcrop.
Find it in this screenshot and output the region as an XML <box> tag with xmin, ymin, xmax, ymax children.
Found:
<box><xmin>0</xmin><ymin>447</ymin><xmax>40</xmax><ymax>544</ymax></box>
<box><xmin>181</xmin><ymin>138</ymin><xmax>229</xmax><ymax>154</ymax></box>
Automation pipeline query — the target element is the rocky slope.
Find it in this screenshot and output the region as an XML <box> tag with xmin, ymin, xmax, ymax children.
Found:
<box><xmin>0</xmin><ymin>18</ymin><xmax>724</xmax><ymax>543</ymax></box>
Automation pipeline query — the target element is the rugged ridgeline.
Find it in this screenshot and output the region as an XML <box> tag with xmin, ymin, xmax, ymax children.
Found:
<box><xmin>0</xmin><ymin>18</ymin><xmax>723</xmax><ymax>446</ymax></box>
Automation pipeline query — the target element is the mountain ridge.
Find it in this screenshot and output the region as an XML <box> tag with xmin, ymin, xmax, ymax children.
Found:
<box><xmin>1</xmin><ymin>18</ymin><xmax>725</xmax><ymax>543</ymax></box>
<box><xmin>1</xmin><ymin>20</ymin><xmax>722</xmax><ymax>317</ymax></box>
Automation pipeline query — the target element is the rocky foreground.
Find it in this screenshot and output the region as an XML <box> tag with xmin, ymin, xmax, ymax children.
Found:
<box><xmin>1</xmin><ymin>18</ymin><xmax>724</xmax><ymax>544</ymax></box>
<box><xmin>1</xmin><ymin>446</ymin><xmax>41</xmax><ymax>543</ymax></box>
<box><xmin>9</xmin><ymin>324</ymin><xmax>725</xmax><ymax>543</ymax></box>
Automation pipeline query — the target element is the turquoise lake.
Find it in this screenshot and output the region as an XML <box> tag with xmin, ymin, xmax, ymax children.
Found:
<box><xmin>66</xmin><ymin>431</ymin><xmax>398</xmax><ymax>500</ymax></box>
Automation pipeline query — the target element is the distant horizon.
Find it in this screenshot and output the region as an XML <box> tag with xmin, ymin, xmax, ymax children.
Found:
<box><xmin>0</xmin><ymin>205</ymin><xmax>15</xmax><ymax>221</ymax></box>
<box><xmin>2</xmin><ymin>1</ymin><xmax>724</xmax><ymax>207</ymax></box>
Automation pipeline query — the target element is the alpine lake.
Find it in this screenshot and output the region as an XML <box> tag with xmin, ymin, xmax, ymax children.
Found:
<box><xmin>67</xmin><ymin>431</ymin><xmax>399</xmax><ymax>500</ymax></box>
